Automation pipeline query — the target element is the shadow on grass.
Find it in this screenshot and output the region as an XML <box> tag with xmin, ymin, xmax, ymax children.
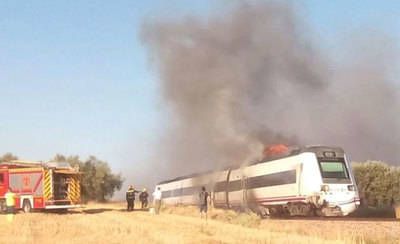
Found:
<box><xmin>116</xmin><ymin>208</ymin><xmax>150</xmax><ymax>212</ymax></box>
<box><xmin>268</xmin><ymin>206</ymin><xmax>399</xmax><ymax>222</ymax></box>
<box><xmin>82</xmin><ymin>208</ymin><xmax>114</xmax><ymax>214</ymax></box>
<box><xmin>42</xmin><ymin>207</ymin><xmax>150</xmax><ymax>215</ymax></box>
<box><xmin>41</xmin><ymin>208</ymin><xmax>114</xmax><ymax>215</ymax></box>
<box><xmin>348</xmin><ymin>206</ymin><xmax>397</xmax><ymax>219</ymax></box>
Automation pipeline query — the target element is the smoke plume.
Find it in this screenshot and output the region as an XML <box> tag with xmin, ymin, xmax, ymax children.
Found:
<box><xmin>141</xmin><ymin>2</ymin><xmax>400</xmax><ymax>178</ymax></box>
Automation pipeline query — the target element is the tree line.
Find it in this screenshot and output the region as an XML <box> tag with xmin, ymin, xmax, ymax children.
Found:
<box><xmin>0</xmin><ymin>153</ymin><xmax>123</xmax><ymax>202</ymax></box>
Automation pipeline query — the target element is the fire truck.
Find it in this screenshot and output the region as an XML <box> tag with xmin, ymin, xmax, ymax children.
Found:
<box><xmin>0</xmin><ymin>160</ymin><xmax>81</xmax><ymax>213</ymax></box>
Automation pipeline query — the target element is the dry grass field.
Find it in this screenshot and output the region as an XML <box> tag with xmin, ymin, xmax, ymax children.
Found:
<box><xmin>0</xmin><ymin>202</ymin><xmax>398</xmax><ymax>244</ymax></box>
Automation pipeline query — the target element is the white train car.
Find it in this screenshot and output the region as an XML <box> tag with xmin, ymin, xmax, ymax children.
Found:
<box><xmin>156</xmin><ymin>146</ymin><xmax>360</xmax><ymax>217</ymax></box>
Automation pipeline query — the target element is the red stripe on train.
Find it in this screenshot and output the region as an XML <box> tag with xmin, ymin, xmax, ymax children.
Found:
<box><xmin>214</xmin><ymin>196</ymin><xmax>306</xmax><ymax>204</ymax></box>
<box><xmin>254</xmin><ymin>196</ymin><xmax>306</xmax><ymax>202</ymax></box>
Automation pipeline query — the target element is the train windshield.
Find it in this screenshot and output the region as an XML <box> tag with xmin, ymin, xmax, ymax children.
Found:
<box><xmin>318</xmin><ymin>160</ymin><xmax>350</xmax><ymax>182</ymax></box>
<box><xmin>320</xmin><ymin>161</ymin><xmax>348</xmax><ymax>178</ymax></box>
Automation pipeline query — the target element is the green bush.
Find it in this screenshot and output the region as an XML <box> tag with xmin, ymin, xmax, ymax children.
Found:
<box><xmin>352</xmin><ymin>161</ymin><xmax>400</xmax><ymax>207</ymax></box>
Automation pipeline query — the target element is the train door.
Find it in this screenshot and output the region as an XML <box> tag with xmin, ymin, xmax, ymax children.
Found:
<box><xmin>296</xmin><ymin>164</ymin><xmax>303</xmax><ymax>196</ymax></box>
<box><xmin>241</xmin><ymin>175</ymin><xmax>248</xmax><ymax>209</ymax></box>
<box><xmin>212</xmin><ymin>170</ymin><xmax>230</xmax><ymax>208</ymax></box>
<box><xmin>179</xmin><ymin>182</ymin><xmax>183</xmax><ymax>205</ymax></box>
<box><xmin>226</xmin><ymin>169</ymin><xmax>231</xmax><ymax>208</ymax></box>
<box><xmin>227</xmin><ymin>169</ymin><xmax>244</xmax><ymax>209</ymax></box>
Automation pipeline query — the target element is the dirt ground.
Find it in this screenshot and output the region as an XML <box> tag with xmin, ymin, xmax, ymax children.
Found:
<box><xmin>0</xmin><ymin>202</ymin><xmax>398</xmax><ymax>244</ymax></box>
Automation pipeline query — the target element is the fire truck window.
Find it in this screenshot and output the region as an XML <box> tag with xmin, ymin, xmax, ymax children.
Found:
<box><xmin>0</xmin><ymin>174</ymin><xmax>3</xmax><ymax>184</ymax></box>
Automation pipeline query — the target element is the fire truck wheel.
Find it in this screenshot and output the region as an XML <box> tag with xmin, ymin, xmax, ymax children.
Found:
<box><xmin>22</xmin><ymin>200</ymin><xmax>32</xmax><ymax>213</ymax></box>
<box><xmin>0</xmin><ymin>201</ymin><xmax>5</xmax><ymax>213</ymax></box>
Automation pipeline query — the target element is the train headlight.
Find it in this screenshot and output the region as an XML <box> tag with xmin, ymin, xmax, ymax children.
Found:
<box><xmin>321</xmin><ymin>185</ymin><xmax>330</xmax><ymax>192</ymax></box>
<box><xmin>347</xmin><ymin>185</ymin><xmax>355</xmax><ymax>191</ymax></box>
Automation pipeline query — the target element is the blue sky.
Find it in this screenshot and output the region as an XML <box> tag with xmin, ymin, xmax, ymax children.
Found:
<box><xmin>0</xmin><ymin>1</ymin><xmax>217</xmax><ymax>164</ymax></box>
<box><xmin>0</xmin><ymin>1</ymin><xmax>399</xmax><ymax>192</ymax></box>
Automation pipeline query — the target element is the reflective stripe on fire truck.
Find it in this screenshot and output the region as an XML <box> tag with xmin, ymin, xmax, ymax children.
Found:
<box><xmin>44</xmin><ymin>170</ymin><xmax>53</xmax><ymax>201</ymax></box>
<box><xmin>68</xmin><ymin>175</ymin><xmax>80</xmax><ymax>204</ymax></box>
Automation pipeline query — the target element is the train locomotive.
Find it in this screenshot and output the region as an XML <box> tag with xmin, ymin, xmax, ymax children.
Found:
<box><xmin>156</xmin><ymin>146</ymin><xmax>360</xmax><ymax>217</ymax></box>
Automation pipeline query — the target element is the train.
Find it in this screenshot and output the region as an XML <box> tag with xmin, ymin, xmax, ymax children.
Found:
<box><xmin>156</xmin><ymin>145</ymin><xmax>360</xmax><ymax>217</ymax></box>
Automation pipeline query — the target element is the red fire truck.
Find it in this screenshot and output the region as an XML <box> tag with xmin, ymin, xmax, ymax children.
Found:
<box><xmin>0</xmin><ymin>160</ymin><xmax>81</xmax><ymax>213</ymax></box>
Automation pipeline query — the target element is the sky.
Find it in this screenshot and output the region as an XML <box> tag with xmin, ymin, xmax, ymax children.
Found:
<box><xmin>1</xmin><ymin>1</ymin><xmax>399</xmax><ymax>195</ymax></box>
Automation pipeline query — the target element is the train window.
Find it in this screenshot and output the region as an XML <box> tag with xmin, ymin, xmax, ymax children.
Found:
<box><xmin>182</xmin><ymin>186</ymin><xmax>197</xmax><ymax>196</ymax></box>
<box><xmin>228</xmin><ymin>180</ymin><xmax>242</xmax><ymax>192</ymax></box>
<box><xmin>172</xmin><ymin>188</ymin><xmax>182</xmax><ymax>197</ymax></box>
<box><xmin>161</xmin><ymin>190</ymin><xmax>171</xmax><ymax>198</ymax></box>
<box><xmin>246</xmin><ymin>170</ymin><xmax>296</xmax><ymax>189</ymax></box>
<box><xmin>319</xmin><ymin>161</ymin><xmax>349</xmax><ymax>179</ymax></box>
<box><xmin>0</xmin><ymin>174</ymin><xmax>3</xmax><ymax>184</ymax></box>
<box><xmin>213</xmin><ymin>181</ymin><xmax>227</xmax><ymax>192</ymax></box>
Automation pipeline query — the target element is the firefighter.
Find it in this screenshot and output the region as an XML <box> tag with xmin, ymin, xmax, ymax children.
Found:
<box><xmin>126</xmin><ymin>185</ymin><xmax>139</xmax><ymax>211</ymax></box>
<box><xmin>5</xmin><ymin>188</ymin><xmax>16</xmax><ymax>214</ymax></box>
<box><xmin>139</xmin><ymin>188</ymin><xmax>149</xmax><ymax>209</ymax></box>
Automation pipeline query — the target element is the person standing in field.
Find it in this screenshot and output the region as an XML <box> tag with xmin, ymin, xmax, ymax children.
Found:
<box><xmin>5</xmin><ymin>188</ymin><xmax>16</xmax><ymax>214</ymax></box>
<box><xmin>152</xmin><ymin>187</ymin><xmax>162</xmax><ymax>214</ymax></box>
<box><xmin>199</xmin><ymin>186</ymin><xmax>209</xmax><ymax>220</ymax></box>
<box><xmin>139</xmin><ymin>188</ymin><xmax>149</xmax><ymax>209</ymax></box>
<box><xmin>126</xmin><ymin>185</ymin><xmax>139</xmax><ymax>211</ymax></box>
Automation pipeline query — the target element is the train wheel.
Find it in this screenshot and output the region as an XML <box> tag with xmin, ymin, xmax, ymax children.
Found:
<box><xmin>315</xmin><ymin>208</ymin><xmax>324</xmax><ymax>217</ymax></box>
<box><xmin>22</xmin><ymin>200</ymin><xmax>32</xmax><ymax>213</ymax></box>
<box><xmin>258</xmin><ymin>206</ymin><xmax>270</xmax><ymax>219</ymax></box>
<box><xmin>267</xmin><ymin>206</ymin><xmax>285</xmax><ymax>218</ymax></box>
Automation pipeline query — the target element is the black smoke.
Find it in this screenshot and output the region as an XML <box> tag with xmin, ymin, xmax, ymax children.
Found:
<box><xmin>141</xmin><ymin>2</ymin><xmax>400</xmax><ymax>179</ymax></box>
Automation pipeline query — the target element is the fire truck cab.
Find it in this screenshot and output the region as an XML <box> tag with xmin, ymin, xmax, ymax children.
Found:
<box><xmin>0</xmin><ymin>160</ymin><xmax>81</xmax><ymax>213</ymax></box>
